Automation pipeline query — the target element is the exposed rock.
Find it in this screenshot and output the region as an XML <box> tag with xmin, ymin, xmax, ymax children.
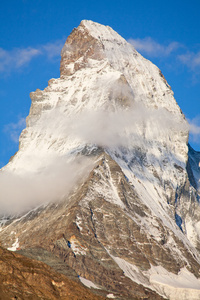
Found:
<box><xmin>1</xmin><ymin>153</ymin><xmax>200</xmax><ymax>299</ymax></box>
<box><xmin>60</xmin><ymin>21</ymin><xmax>105</xmax><ymax>76</ymax></box>
<box><xmin>0</xmin><ymin>246</ymin><xmax>105</xmax><ymax>300</ymax></box>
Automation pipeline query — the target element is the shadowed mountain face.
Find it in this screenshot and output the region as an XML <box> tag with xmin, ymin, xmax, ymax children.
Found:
<box><xmin>1</xmin><ymin>21</ymin><xmax>200</xmax><ymax>300</ymax></box>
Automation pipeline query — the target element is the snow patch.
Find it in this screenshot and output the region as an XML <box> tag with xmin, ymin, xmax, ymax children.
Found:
<box><xmin>150</xmin><ymin>266</ymin><xmax>200</xmax><ymax>300</ymax></box>
<box><xmin>7</xmin><ymin>237</ymin><xmax>19</xmax><ymax>251</ymax></box>
<box><xmin>79</xmin><ymin>277</ymin><xmax>100</xmax><ymax>289</ymax></box>
<box><xmin>109</xmin><ymin>254</ymin><xmax>149</xmax><ymax>287</ymax></box>
<box><xmin>109</xmin><ymin>253</ymin><xmax>200</xmax><ymax>300</ymax></box>
<box><xmin>70</xmin><ymin>236</ymin><xmax>87</xmax><ymax>255</ymax></box>
<box><xmin>107</xmin><ymin>294</ymin><xmax>115</xmax><ymax>298</ymax></box>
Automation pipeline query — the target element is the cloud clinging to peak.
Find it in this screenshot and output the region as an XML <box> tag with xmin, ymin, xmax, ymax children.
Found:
<box><xmin>0</xmin><ymin>156</ymin><xmax>93</xmax><ymax>215</ymax></box>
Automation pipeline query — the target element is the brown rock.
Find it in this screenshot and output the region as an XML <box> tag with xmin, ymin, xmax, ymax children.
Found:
<box><xmin>60</xmin><ymin>21</ymin><xmax>105</xmax><ymax>76</ymax></box>
<box><xmin>0</xmin><ymin>246</ymin><xmax>105</xmax><ymax>300</ymax></box>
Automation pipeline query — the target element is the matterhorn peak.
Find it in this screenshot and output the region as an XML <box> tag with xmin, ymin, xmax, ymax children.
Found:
<box><xmin>80</xmin><ymin>20</ymin><xmax>126</xmax><ymax>42</ymax></box>
<box><xmin>1</xmin><ymin>21</ymin><xmax>200</xmax><ymax>300</ymax></box>
<box><xmin>60</xmin><ymin>19</ymin><xmax>131</xmax><ymax>77</ymax></box>
<box><xmin>1</xmin><ymin>20</ymin><xmax>188</xmax><ymax>209</ymax></box>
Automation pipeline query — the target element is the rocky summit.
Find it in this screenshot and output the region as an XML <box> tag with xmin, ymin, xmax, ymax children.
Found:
<box><xmin>1</xmin><ymin>20</ymin><xmax>200</xmax><ymax>300</ymax></box>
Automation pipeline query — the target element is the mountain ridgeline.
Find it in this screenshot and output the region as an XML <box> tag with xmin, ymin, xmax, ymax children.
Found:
<box><xmin>1</xmin><ymin>20</ymin><xmax>200</xmax><ymax>300</ymax></box>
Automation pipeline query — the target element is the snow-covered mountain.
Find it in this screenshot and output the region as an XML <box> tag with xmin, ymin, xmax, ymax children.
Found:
<box><xmin>1</xmin><ymin>20</ymin><xmax>200</xmax><ymax>300</ymax></box>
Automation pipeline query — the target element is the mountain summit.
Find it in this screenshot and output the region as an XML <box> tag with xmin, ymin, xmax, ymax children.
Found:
<box><xmin>1</xmin><ymin>20</ymin><xmax>200</xmax><ymax>299</ymax></box>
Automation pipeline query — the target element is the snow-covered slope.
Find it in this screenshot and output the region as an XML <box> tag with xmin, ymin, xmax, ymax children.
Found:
<box><xmin>2</xmin><ymin>20</ymin><xmax>189</xmax><ymax>213</ymax></box>
<box><xmin>1</xmin><ymin>20</ymin><xmax>200</xmax><ymax>300</ymax></box>
<box><xmin>5</xmin><ymin>20</ymin><xmax>188</xmax><ymax>173</ymax></box>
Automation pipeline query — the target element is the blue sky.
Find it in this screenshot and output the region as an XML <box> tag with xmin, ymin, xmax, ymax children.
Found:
<box><xmin>1</xmin><ymin>0</ymin><xmax>200</xmax><ymax>167</ymax></box>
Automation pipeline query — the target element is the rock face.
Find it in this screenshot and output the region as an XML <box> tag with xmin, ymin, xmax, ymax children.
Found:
<box><xmin>0</xmin><ymin>246</ymin><xmax>105</xmax><ymax>300</ymax></box>
<box><xmin>1</xmin><ymin>20</ymin><xmax>200</xmax><ymax>300</ymax></box>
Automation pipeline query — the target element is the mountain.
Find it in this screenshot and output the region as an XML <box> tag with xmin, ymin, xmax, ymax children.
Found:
<box><xmin>1</xmin><ymin>20</ymin><xmax>200</xmax><ymax>299</ymax></box>
<box><xmin>0</xmin><ymin>245</ymin><xmax>105</xmax><ymax>300</ymax></box>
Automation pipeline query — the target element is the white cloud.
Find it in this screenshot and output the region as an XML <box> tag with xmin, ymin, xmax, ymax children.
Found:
<box><xmin>128</xmin><ymin>37</ymin><xmax>181</xmax><ymax>57</ymax></box>
<box><xmin>178</xmin><ymin>51</ymin><xmax>200</xmax><ymax>70</ymax></box>
<box><xmin>0</xmin><ymin>38</ymin><xmax>65</xmax><ymax>73</ymax></box>
<box><xmin>0</xmin><ymin>47</ymin><xmax>41</xmax><ymax>72</ymax></box>
<box><xmin>0</xmin><ymin>156</ymin><xmax>93</xmax><ymax>215</ymax></box>
<box><xmin>41</xmin><ymin>102</ymin><xmax>188</xmax><ymax>150</ymax></box>
<box><xmin>3</xmin><ymin>117</ymin><xmax>26</xmax><ymax>143</ymax></box>
<box><xmin>42</xmin><ymin>38</ymin><xmax>66</xmax><ymax>59</ymax></box>
<box><xmin>188</xmin><ymin>117</ymin><xmax>200</xmax><ymax>142</ymax></box>
<box><xmin>15</xmin><ymin>47</ymin><xmax>41</xmax><ymax>67</ymax></box>
<box><xmin>0</xmin><ymin>94</ymin><xmax>189</xmax><ymax>216</ymax></box>
<box><xmin>0</xmin><ymin>102</ymin><xmax>188</xmax><ymax>216</ymax></box>
<box><xmin>128</xmin><ymin>36</ymin><xmax>200</xmax><ymax>76</ymax></box>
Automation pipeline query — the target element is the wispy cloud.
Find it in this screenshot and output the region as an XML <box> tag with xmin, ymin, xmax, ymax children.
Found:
<box><xmin>188</xmin><ymin>116</ymin><xmax>200</xmax><ymax>142</ymax></box>
<box><xmin>15</xmin><ymin>48</ymin><xmax>41</xmax><ymax>67</ymax></box>
<box><xmin>3</xmin><ymin>117</ymin><xmax>26</xmax><ymax>143</ymax></box>
<box><xmin>128</xmin><ymin>36</ymin><xmax>200</xmax><ymax>79</ymax></box>
<box><xmin>128</xmin><ymin>37</ymin><xmax>182</xmax><ymax>57</ymax></box>
<box><xmin>0</xmin><ymin>38</ymin><xmax>65</xmax><ymax>73</ymax></box>
<box><xmin>0</xmin><ymin>100</ymin><xmax>188</xmax><ymax>215</ymax></box>
<box><xmin>0</xmin><ymin>47</ymin><xmax>41</xmax><ymax>72</ymax></box>
<box><xmin>42</xmin><ymin>39</ymin><xmax>65</xmax><ymax>59</ymax></box>
<box><xmin>178</xmin><ymin>51</ymin><xmax>200</xmax><ymax>70</ymax></box>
